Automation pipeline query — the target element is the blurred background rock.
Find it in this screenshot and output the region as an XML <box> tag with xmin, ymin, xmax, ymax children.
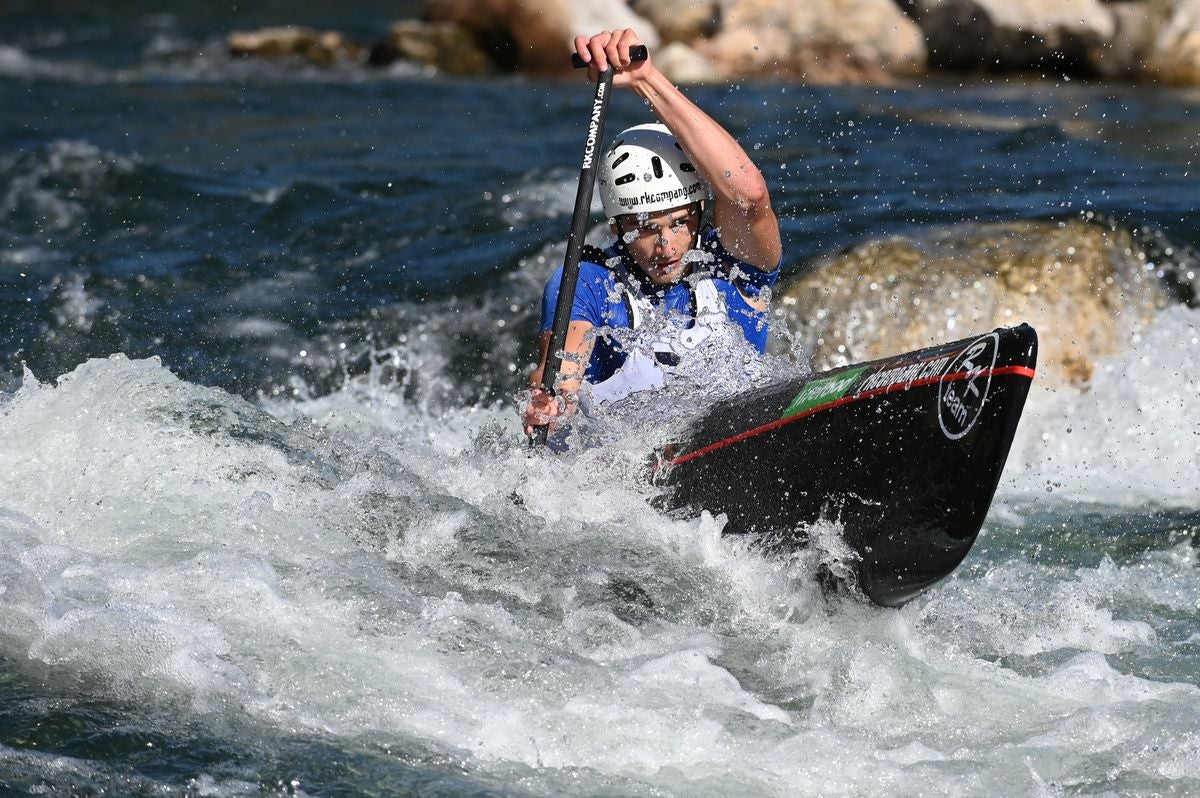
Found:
<box><xmin>225</xmin><ymin>0</ymin><xmax>1200</xmax><ymax>86</ymax></box>
<box><xmin>776</xmin><ymin>217</ymin><xmax>1195</xmax><ymax>388</ymax></box>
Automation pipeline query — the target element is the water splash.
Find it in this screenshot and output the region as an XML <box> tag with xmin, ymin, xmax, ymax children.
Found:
<box><xmin>1004</xmin><ymin>304</ymin><xmax>1200</xmax><ymax>507</ymax></box>
<box><xmin>0</xmin><ymin>140</ymin><xmax>138</xmax><ymax>234</ymax></box>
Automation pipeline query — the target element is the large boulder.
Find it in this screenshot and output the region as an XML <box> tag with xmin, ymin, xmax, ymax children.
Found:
<box><xmin>701</xmin><ymin>0</ymin><xmax>926</xmax><ymax>81</ymax></box>
<box><xmin>422</xmin><ymin>0</ymin><xmax>660</xmax><ymax>74</ymax></box>
<box><xmin>1144</xmin><ymin>0</ymin><xmax>1200</xmax><ymax>85</ymax></box>
<box><xmin>906</xmin><ymin>0</ymin><xmax>1115</xmax><ymax>72</ymax></box>
<box><xmin>1089</xmin><ymin>1</ymin><xmax>1160</xmax><ymax>77</ymax></box>
<box><xmin>629</xmin><ymin>0</ymin><xmax>721</xmax><ymax>44</ymax></box>
<box><xmin>775</xmin><ymin>218</ymin><xmax>1174</xmax><ymax>388</ymax></box>
<box><xmin>227</xmin><ymin>26</ymin><xmax>363</xmax><ymax>66</ymax></box>
<box><xmin>373</xmin><ymin>20</ymin><xmax>493</xmax><ymax>74</ymax></box>
<box><xmin>653</xmin><ymin>41</ymin><xmax>723</xmax><ymax>84</ymax></box>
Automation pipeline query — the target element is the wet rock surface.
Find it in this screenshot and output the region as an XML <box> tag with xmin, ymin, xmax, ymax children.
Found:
<box><xmin>222</xmin><ymin>0</ymin><xmax>1200</xmax><ymax>85</ymax></box>
<box><xmin>422</xmin><ymin>0</ymin><xmax>658</xmax><ymax>74</ymax></box>
<box><xmin>372</xmin><ymin>21</ymin><xmax>492</xmax><ymax>75</ymax></box>
<box><xmin>227</xmin><ymin>26</ymin><xmax>363</xmax><ymax>67</ymax></box>
<box><xmin>776</xmin><ymin>217</ymin><xmax>1181</xmax><ymax>387</ymax></box>
<box><xmin>905</xmin><ymin>0</ymin><xmax>1116</xmax><ymax>73</ymax></box>
<box><xmin>1144</xmin><ymin>0</ymin><xmax>1200</xmax><ymax>85</ymax></box>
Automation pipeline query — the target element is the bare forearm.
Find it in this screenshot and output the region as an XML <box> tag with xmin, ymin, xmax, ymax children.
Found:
<box><xmin>627</xmin><ymin>69</ymin><xmax>780</xmax><ymax>270</ymax></box>
<box><xmin>629</xmin><ymin>71</ymin><xmax>768</xmax><ymax>215</ymax></box>
<box><xmin>528</xmin><ymin>324</ymin><xmax>592</xmax><ymax>396</ymax></box>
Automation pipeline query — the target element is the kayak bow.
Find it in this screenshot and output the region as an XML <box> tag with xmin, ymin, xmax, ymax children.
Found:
<box><xmin>658</xmin><ymin>324</ymin><xmax>1038</xmax><ymax>606</ymax></box>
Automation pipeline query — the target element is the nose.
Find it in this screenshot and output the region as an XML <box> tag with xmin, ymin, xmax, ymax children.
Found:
<box><xmin>653</xmin><ymin>227</ymin><xmax>675</xmax><ymax>253</ymax></box>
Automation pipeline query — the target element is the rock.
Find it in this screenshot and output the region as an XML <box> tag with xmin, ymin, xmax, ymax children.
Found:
<box><xmin>775</xmin><ymin>218</ymin><xmax>1174</xmax><ymax>388</ymax></box>
<box><xmin>227</xmin><ymin>26</ymin><xmax>362</xmax><ymax>66</ymax></box>
<box><xmin>654</xmin><ymin>41</ymin><xmax>722</xmax><ymax>83</ymax></box>
<box><xmin>422</xmin><ymin>0</ymin><xmax>660</xmax><ymax>74</ymax></box>
<box><xmin>703</xmin><ymin>0</ymin><xmax>926</xmax><ymax>81</ymax></box>
<box><xmin>699</xmin><ymin>22</ymin><xmax>792</xmax><ymax>76</ymax></box>
<box><xmin>629</xmin><ymin>0</ymin><xmax>721</xmax><ymax>44</ymax></box>
<box><xmin>566</xmin><ymin>0</ymin><xmax>662</xmax><ymax>48</ymax></box>
<box><xmin>374</xmin><ymin>20</ymin><xmax>492</xmax><ymax>74</ymax></box>
<box><xmin>1144</xmin><ymin>0</ymin><xmax>1200</xmax><ymax>85</ymax></box>
<box><xmin>906</xmin><ymin>0</ymin><xmax>1115</xmax><ymax>73</ymax></box>
<box><xmin>1088</xmin><ymin>1</ymin><xmax>1159</xmax><ymax>77</ymax></box>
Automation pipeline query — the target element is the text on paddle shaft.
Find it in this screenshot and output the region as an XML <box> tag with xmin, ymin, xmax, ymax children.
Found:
<box><xmin>582</xmin><ymin>82</ymin><xmax>607</xmax><ymax>170</ymax></box>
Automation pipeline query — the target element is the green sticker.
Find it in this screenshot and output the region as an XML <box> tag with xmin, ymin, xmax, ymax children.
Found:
<box><xmin>782</xmin><ymin>367</ymin><xmax>867</xmax><ymax>418</ymax></box>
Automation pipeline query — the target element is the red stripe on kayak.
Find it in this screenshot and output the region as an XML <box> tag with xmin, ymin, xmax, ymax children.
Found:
<box><xmin>663</xmin><ymin>365</ymin><xmax>1036</xmax><ymax>468</ymax></box>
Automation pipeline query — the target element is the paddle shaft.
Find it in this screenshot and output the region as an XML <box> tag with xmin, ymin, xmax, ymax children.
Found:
<box><xmin>535</xmin><ymin>46</ymin><xmax>647</xmax><ymax>443</ymax></box>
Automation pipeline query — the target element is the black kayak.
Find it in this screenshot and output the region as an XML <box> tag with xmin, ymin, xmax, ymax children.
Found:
<box><xmin>656</xmin><ymin>324</ymin><xmax>1038</xmax><ymax>607</ymax></box>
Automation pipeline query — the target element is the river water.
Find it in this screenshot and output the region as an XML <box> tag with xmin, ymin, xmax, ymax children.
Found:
<box><xmin>2</xmin><ymin>3</ymin><xmax>1199</xmax><ymax>796</ymax></box>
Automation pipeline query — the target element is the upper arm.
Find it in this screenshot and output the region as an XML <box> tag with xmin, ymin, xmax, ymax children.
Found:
<box><xmin>712</xmin><ymin>186</ymin><xmax>782</xmax><ymax>273</ymax></box>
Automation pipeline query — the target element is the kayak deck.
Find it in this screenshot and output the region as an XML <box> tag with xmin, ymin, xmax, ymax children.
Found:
<box><xmin>657</xmin><ymin>324</ymin><xmax>1038</xmax><ymax>606</ymax></box>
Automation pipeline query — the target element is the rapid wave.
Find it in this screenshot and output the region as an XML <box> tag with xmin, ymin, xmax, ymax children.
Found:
<box><xmin>1</xmin><ymin>334</ymin><xmax>1197</xmax><ymax>794</ymax></box>
<box><xmin>1003</xmin><ymin>304</ymin><xmax>1200</xmax><ymax>507</ymax></box>
<box><xmin>0</xmin><ymin>139</ymin><xmax>139</xmax><ymax>235</ymax></box>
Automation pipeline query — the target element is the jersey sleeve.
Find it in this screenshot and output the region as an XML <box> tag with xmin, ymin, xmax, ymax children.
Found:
<box><xmin>702</xmin><ymin>228</ymin><xmax>781</xmax><ymax>298</ymax></box>
<box><xmin>539</xmin><ymin>261</ymin><xmax>613</xmax><ymax>333</ymax></box>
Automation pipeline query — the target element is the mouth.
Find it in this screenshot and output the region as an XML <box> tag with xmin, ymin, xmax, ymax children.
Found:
<box><xmin>644</xmin><ymin>257</ymin><xmax>684</xmax><ymax>284</ymax></box>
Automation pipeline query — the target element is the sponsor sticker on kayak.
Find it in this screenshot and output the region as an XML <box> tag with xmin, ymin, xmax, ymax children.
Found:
<box><xmin>938</xmin><ymin>332</ymin><xmax>999</xmax><ymax>440</ymax></box>
<box><xmin>782</xmin><ymin>367</ymin><xmax>866</xmax><ymax>417</ymax></box>
<box><xmin>855</xmin><ymin>355</ymin><xmax>952</xmax><ymax>393</ymax></box>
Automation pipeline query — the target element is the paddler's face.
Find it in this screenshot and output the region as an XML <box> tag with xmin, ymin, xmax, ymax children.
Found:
<box><xmin>612</xmin><ymin>203</ymin><xmax>700</xmax><ymax>287</ymax></box>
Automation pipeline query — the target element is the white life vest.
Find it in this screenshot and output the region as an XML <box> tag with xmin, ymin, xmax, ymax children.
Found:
<box><xmin>586</xmin><ymin>274</ymin><xmax>726</xmax><ymax>406</ymax></box>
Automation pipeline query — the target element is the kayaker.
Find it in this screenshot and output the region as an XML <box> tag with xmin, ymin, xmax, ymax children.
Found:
<box><xmin>522</xmin><ymin>28</ymin><xmax>783</xmax><ymax>436</ymax></box>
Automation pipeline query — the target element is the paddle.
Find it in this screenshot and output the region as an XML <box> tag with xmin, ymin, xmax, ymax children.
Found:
<box><xmin>533</xmin><ymin>44</ymin><xmax>648</xmax><ymax>445</ymax></box>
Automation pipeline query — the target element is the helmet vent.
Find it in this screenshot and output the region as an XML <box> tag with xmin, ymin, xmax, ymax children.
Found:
<box><xmin>597</xmin><ymin>123</ymin><xmax>708</xmax><ymax>219</ymax></box>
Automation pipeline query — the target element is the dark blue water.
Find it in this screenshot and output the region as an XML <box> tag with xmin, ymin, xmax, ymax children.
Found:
<box><xmin>2</xmin><ymin>4</ymin><xmax>1199</xmax><ymax>797</ymax></box>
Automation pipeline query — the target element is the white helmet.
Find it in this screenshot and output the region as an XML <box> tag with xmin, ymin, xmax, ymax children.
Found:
<box><xmin>598</xmin><ymin>123</ymin><xmax>708</xmax><ymax>220</ymax></box>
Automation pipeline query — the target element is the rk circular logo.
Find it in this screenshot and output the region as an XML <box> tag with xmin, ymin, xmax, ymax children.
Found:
<box><xmin>938</xmin><ymin>332</ymin><xmax>999</xmax><ymax>440</ymax></box>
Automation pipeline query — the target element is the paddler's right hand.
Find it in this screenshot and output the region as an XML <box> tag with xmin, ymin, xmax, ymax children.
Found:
<box><xmin>522</xmin><ymin>387</ymin><xmax>578</xmax><ymax>438</ymax></box>
<box><xmin>573</xmin><ymin>29</ymin><xmax>652</xmax><ymax>87</ymax></box>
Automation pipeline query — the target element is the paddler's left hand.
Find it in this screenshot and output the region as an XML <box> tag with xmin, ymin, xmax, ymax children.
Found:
<box><xmin>522</xmin><ymin>387</ymin><xmax>578</xmax><ymax>438</ymax></box>
<box><xmin>573</xmin><ymin>29</ymin><xmax>652</xmax><ymax>87</ymax></box>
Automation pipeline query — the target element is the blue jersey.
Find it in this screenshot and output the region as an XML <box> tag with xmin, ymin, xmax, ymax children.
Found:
<box><xmin>539</xmin><ymin>228</ymin><xmax>781</xmax><ymax>383</ymax></box>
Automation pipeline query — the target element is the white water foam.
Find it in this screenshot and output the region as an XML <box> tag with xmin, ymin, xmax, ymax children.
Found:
<box><xmin>496</xmin><ymin>170</ymin><xmax>604</xmax><ymax>227</ymax></box>
<box><xmin>2</xmin><ymin>352</ymin><xmax>1197</xmax><ymax>795</ymax></box>
<box><xmin>0</xmin><ymin>742</ymin><xmax>261</xmax><ymax>797</ymax></box>
<box><xmin>1</xmin><ymin>139</ymin><xmax>138</xmax><ymax>234</ymax></box>
<box><xmin>1001</xmin><ymin>304</ymin><xmax>1200</xmax><ymax>507</ymax></box>
<box><xmin>0</xmin><ymin>45</ymin><xmax>102</xmax><ymax>82</ymax></box>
